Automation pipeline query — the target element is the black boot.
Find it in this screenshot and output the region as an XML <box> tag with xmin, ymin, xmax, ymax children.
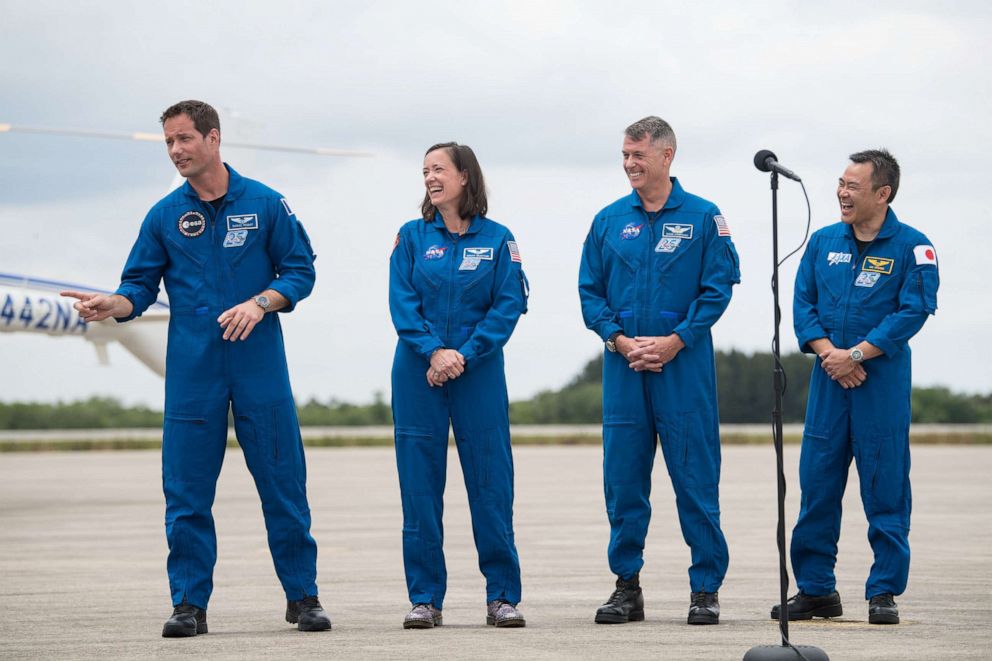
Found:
<box><xmin>286</xmin><ymin>596</ymin><xmax>332</xmax><ymax>631</ymax></box>
<box><xmin>162</xmin><ymin>602</ymin><xmax>207</xmax><ymax>638</ymax></box>
<box><xmin>595</xmin><ymin>574</ymin><xmax>644</xmax><ymax>624</ymax></box>
<box><xmin>868</xmin><ymin>593</ymin><xmax>899</xmax><ymax>625</ymax></box>
<box><xmin>687</xmin><ymin>591</ymin><xmax>720</xmax><ymax>625</ymax></box>
<box><xmin>770</xmin><ymin>591</ymin><xmax>842</xmax><ymax>620</ymax></box>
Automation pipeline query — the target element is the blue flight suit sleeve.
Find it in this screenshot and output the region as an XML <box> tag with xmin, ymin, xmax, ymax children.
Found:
<box><xmin>388</xmin><ymin>226</ymin><xmax>445</xmax><ymax>358</ymax></box>
<box><xmin>672</xmin><ymin>211</ymin><xmax>741</xmax><ymax>348</ymax></box>
<box><xmin>264</xmin><ymin>198</ymin><xmax>316</xmax><ymax>312</ymax></box>
<box><xmin>865</xmin><ymin>243</ymin><xmax>939</xmax><ymax>357</ymax></box>
<box><xmin>793</xmin><ymin>234</ymin><xmax>828</xmax><ymax>354</ymax></box>
<box><xmin>457</xmin><ymin>232</ymin><xmax>529</xmax><ymax>366</ymax></box>
<box><xmin>578</xmin><ymin>219</ymin><xmax>624</xmax><ymax>341</ymax></box>
<box><xmin>114</xmin><ymin>211</ymin><xmax>167</xmax><ymax>322</ymax></box>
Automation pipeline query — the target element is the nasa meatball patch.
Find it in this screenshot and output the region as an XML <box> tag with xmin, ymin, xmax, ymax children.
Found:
<box><xmin>178</xmin><ymin>211</ymin><xmax>206</xmax><ymax>238</ymax></box>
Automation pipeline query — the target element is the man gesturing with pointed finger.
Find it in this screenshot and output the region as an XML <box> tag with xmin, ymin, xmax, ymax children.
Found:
<box><xmin>63</xmin><ymin>99</ymin><xmax>330</xmax><ymax>637</ymax></box>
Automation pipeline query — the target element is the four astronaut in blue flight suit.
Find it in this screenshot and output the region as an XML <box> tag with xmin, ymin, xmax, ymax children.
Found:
<box><xmin>579</xmin><ymin>117</ymin><xmax>740</xmax><ymax>626</ymax></box>
<box><xmin>64</xmin><ymin>100</ymin><xmax>331</xmax><ymax>637</ymax></box>
<box><xmin>67</xmin><ymin>104</ymin><xmax>939</xmax><ymax>636</ymax></box>
<box><xmin>388</xmin><ymin>142</ymin><xmax>530</xmax><ymax>629</ymax></box>
<box><xmin>772</xmin><ymin>149</ymin><xmax>938</xmax><ymax>625</ymax></box>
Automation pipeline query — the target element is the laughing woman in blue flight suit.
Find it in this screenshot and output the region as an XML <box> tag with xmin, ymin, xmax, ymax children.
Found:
<box><xmin>772</xmin><ymin>149</ymin><xmax>939</xmax><ymax>626</ymax></box>
<box><xmin>389</xmin><ymin>142</ymin><xmax>529</xmax><ymax>630</ymax></box>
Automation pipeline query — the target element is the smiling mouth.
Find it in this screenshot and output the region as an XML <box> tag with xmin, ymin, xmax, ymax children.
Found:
<box><xmin>175</xmin><ymin>158</ymin><xmax>191</xmax><ymax>168</ymax></box>
<box><xmin>428</xmin><ymin>186</ymin><xmax>442</xmax><ymax>194</ymax></box>
<box><xmin>627</xmin><ymin>171</ymin><xmax>643</xmax><ymax>180</ymax></box>
<box><xmin>840</xmin><ymin>202</ymin><xmax>853</xmax><ymax>212</ymax></box>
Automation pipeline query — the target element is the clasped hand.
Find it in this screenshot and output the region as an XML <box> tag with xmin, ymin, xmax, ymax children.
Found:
<box><xmin>426</xmin><ymin>349</ymin><xmax>466</xmax><ymax>387</ymax></box>
<box><xmin>818</xmin><ymin>347</ymin><xmax>867</xmax><ymax>389</ymax></box>
<box><xmin>619</xmin><ymin>334</ymin><xmax>686</xmax><ymax>372</ymax></box>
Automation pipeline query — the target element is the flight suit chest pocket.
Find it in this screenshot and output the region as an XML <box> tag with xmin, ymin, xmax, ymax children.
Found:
<box><xmin>166</xmin><ymin>232</ymin><xmax>208</xmax><ymax>267</ymax></box>
<box><xmin>603</xmin><ymin>233</ymin><xmax>641</xmax><ymax>274</ymax></box>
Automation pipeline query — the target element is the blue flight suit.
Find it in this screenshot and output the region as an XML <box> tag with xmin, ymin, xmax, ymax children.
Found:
<box><xmin>578</xmin><ymin>178</ymin><xmax>740</xmax><ymax>591</ymax></box>
<box><xmin>114</xmin><ymin>164</ymin><xmax>320</xmax><ymax>609</ymax></box>
<box><xmin>791</xmin><ymin>207</ymin><xmax>938</xmax><ymax>600</ymax></box>
<box><xmin>388</xmin><ymin>213</ymin><xmax>529</xmax><ymax>609</ymax></box>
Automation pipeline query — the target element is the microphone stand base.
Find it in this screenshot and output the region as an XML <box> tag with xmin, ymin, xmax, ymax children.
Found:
<box><xmin>744</xmin><ymin>644</ymin><xmax>829</xmax><ymax>660</ymax></box>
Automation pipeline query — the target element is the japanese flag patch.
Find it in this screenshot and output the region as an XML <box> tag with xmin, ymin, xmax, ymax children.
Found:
<box><xmin>913</xmin><ymin>245</ymin><xmax>937</xmax><ymax>266</ymax></box>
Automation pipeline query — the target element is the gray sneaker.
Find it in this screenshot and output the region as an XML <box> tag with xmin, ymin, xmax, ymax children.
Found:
<box><xmin>403</xmin><ymin>603</ymin><xmax>442</xmax><ymax>629</ymax></box>
<box><xmin>487</xmin><ymin>600</ymin><xmax>526</xmax><ymax>628</ymax></box>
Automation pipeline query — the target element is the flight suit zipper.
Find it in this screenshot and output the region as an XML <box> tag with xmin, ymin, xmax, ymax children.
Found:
<box><xmin>446</xmin><ymin>232</ymin><xmax>460</xmax><ymax>340</ymax></box>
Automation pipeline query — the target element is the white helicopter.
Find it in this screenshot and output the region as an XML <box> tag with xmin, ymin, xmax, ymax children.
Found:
<box><xmin>0</xmin><ymin>121</ymin><xmax>371</xmax><ymax>378</ymax></box>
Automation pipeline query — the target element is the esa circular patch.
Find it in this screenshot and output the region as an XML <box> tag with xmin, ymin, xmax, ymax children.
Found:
<box><xmin>178</xmin><ymin>211</ymin><xmax>206</xmax><ymax>238</ymax></box>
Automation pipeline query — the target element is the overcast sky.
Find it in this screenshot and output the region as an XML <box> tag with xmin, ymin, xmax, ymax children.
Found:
<box><xmin>1</xmin><ymin>1</ymin><xmax>990</xmax><ymax>407</ymax></box>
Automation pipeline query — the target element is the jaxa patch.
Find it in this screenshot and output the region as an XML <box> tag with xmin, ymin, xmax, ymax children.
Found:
<box><xmin>423</xmin><ymin>244</ymin><xmax>448</xmax><ymax>260</ymax></box>
<box><xmin>463</xmin><ymin>247</ymin><xmax>494</xmax><ymax>261</ymax></box>
<box><xmin>662</xmin><ymin>223</ymin><xmax>693</xmax><ymax>240</ymax></box>
<box><xmin>178</xmin><ymin>211</ymin><xmax>206</xmax><ymax>238</ymax></box>
<box><xmin>827</xmin><ymin>251</ymin><xmax>852</xmax><ymax>266</ymax></box>
<box><xmin>280</xmin><ymin>198</ymin><xmax>295</xmax><ymax>216</ymax></box>
<box><xmin>223</xmin><ymin>230</ymin><xmax>248</xmax><ymax>248</ymax></box>
<box><xmin>855</xmin><ymin>271</ymin><xmax>881</xmax><ymax>287</ymax></box>
<box><xmin>226</xmin><ymin>214</ymin><xmax>258</xmax><ymax>231</ymax></box>
<box><xmin>655</xmin><ymin>237</ymin><xmax>682</xmax><ymax>253</ymax></box>
<box><xmin>620</xmin><ymin>222</ymin><xmax>644</xmax><ymax>240</ymax></box>
<box><xmin>862</xmin><ymin>256</ymin><xmax>894</xmax><ymax>274</ymax></box>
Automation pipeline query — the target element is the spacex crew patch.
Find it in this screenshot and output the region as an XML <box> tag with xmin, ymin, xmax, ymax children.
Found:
<box><xmin>223</xmin><ymin>230</ymin><xmax>248</xmax><ymax>247</ymax></box>
<box><xmin>655</xmin><ymin>237</ymin><xmax>682</xmax><ymax>253</ymax></box>
<box><xmin>178</xmin><ymin>211</ymin><xmax>206</xmax><ymax>238</ymax></box>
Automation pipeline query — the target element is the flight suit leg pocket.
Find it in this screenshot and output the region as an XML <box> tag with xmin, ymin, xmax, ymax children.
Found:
<box><xmin>861</xmin><ymin>431</ymin><xmax>909</xmax><ymax>520</ymax></box>
<box><xmin>603</xmin><ymin>417</ymin><xmax>646</xmax><ymax>487</ymax></box>
<box><xmin>681</xmin><ymin>410</ymin><xmax>720</xmax><ymax>489</ymax></box>
<box><xmin>395</xmin><ymin>428</ymin><xmax>439</xmax><ymax>497</ymax></box>
<box><xmin>163</xmin><ymin>413</ymin><xmax>223</xmax><ymax>483</ymax></box>
<box><xmin>271</xmin><ymin>399</ymin><xmax>306</xmax><ymax>481</ymax></box>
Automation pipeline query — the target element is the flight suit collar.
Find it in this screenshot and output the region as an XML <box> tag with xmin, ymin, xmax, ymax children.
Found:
<box><xmin>179</xmin><ymin>163</ymin><xmax>246</xmax><ymax>202</ymax></box>
<box><xmin>844</xmin><ymin>206</ymin><xmax>901</xmax><ymax>241</ymax></box>
<box><xmin>628</xmin><ymin>177</ymin><xmax>686</xmax><ymax>212</ymax></box>
<box><xmin>430</xmin><ymin>212</ymin><xmax>485</xmax><ymax>236</ymax></box>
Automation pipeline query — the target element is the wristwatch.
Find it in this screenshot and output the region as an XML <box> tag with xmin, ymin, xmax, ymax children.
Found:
<box><xmin>605</xmin><ymin>332</ymin><xmax>620</xmax><ymax>353</ymax></box>
<box><xmin>850</xmin><ymin>347</ymin><xmax>864</xmax><ymax>363</ymax></box>
<box><xmin>253</xmin><ymin>294</ymin><xmax>271</xmax><ymax>311</ymax></box>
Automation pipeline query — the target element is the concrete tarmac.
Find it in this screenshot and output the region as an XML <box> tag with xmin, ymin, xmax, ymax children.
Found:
<box><xmin>1</xmin><ymin>445</ymin><xmax>989</xmax><ymax>660</ymax></box>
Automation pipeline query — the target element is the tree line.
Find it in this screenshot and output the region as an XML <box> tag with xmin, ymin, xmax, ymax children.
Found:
<box><xmin>2</xmin><ymin>351</ymin><xmax>989</xmax><ymax>429</ymax></box>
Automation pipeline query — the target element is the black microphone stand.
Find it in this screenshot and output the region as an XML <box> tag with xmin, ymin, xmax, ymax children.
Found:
<box><xmin>744</xmin><ymin>171</ymin><xmax>828</xmax><ymax>661</ymax></box>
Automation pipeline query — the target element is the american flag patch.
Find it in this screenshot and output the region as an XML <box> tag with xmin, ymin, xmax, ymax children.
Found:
<box><xmin>714</xmin><ymin>215</ymin><xmax>731</xmax><ymax>237</ymax></box>
<box><xmin>507</xmin><ymin>240</ymin><xmax>522</xmax><ymax>263</ymax></box>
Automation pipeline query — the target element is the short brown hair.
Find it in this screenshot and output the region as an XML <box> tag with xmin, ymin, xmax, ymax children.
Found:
<box><xmin>160</xmin><ymin>100</ymin><xmax>220</xmax><ymax>138</ymax></box>
<box><xmin>420</xmin><ymin>142</ymin><xmax>488</xmax><ymax>221</ymax></box>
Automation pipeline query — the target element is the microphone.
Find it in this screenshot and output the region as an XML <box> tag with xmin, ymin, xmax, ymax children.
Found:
<box><xmin>754</xmin><ymin>150</ymin><xmax>802</xmax><ymax>182</ymax></box>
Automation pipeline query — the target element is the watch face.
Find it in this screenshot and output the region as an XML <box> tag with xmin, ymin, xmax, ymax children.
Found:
<box><xmin>255</xmin><ymin>295</ymin><xmax>270</xmax><ymax>309</ymax></box>
<box><xmin>851</xmin><ymin>349</ymin><xmax>863</xmax><ymax>362</ymax></box>
<box><xmin>606</xmin><ymin>339</ymin><xmax>616</xmax><ymax>353</ymax></box>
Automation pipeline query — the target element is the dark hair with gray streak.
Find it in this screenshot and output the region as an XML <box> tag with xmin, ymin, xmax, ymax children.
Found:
<box><xmin>625</xmin><ymin>116</ymin><xmax>677</xmax><ymax>153</ymax></box>
<box><xmin>421</xmin><ymin>142</ymin><xmax>488</xmax><ymax>221</ymax></box>
<box><xmin>849</xmin><ymin>148</ymin><xmax>900</xmax><ymax>204</ymax></box>
<box><xmin>160</xmin><ymin>100</ymin><xmax>221</xmax><ymax>138</ymax></box>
